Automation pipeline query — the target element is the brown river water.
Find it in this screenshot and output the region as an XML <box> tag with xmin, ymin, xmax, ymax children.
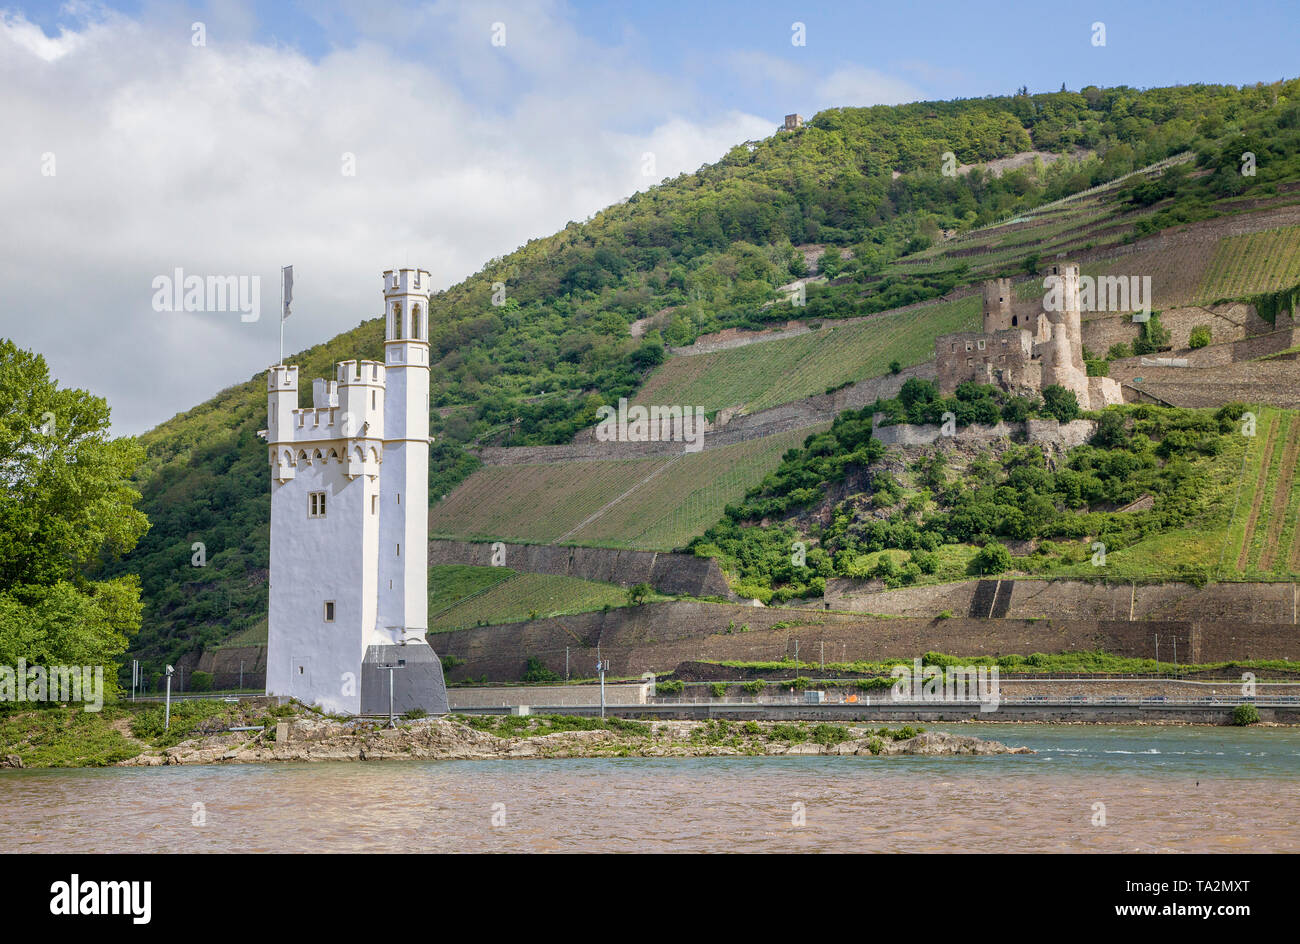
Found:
<box><xmin>2</xmin><ymin>725</ymin><xmax>1297</xmax><ymax>853</ymax></box>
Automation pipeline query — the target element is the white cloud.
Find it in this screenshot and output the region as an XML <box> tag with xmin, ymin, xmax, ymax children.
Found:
<box><xmin>0</xmin><ymin>3</ymin><xmax>772</xmax><ymax>434</ymax></box>
<box><xmin>814</xmin><ymin>66</ymin><xmax>924</xmax><ymax>109</ymax></box>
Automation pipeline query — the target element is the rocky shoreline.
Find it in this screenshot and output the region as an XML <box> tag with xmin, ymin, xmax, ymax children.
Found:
<box><xmin>116</xmin><ymin>716</ymin><xmax>1033</xmax><ymax>766</ymax></box>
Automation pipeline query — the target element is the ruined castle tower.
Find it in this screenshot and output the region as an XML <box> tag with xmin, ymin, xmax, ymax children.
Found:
<box><xmin>264</xmin><ymin>268</ymin><xmax>448</xmax><ymax>716</ymax></box>
<box><xmin>982</xmin><ymin>278</ymin><xmax>1014</xmax><ymax>332</ymax></box>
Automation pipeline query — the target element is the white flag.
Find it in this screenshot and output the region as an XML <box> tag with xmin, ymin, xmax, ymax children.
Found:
<box><xmin>282</xmin><ymin>265</ymin><xmax>293</xmax><ymax>321</ymax></box>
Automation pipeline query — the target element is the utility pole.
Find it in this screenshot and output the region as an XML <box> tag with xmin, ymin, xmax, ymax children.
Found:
<box><xmin>794</xmin><ymin>639</ymin><xmax>799</xmax><ymax>674</ymax></box>
<box><xmin>565</xmin><ymin>647</ymin><xmax>569</xmax><ymax>682</ymax></box>
<box><xmin>820</xmin><ymin>641</ymin><xmax>824</xmax><ymax>674</ymax></box>
<box><xmin>239</xmin><ymin>660</ymin><xmax>244</xmax><ymax>692</ymax></box>
<box><xmin>1154</xmin><ymin>634</ymin><xmax>1160</xmax><ymax>665</ymax></box>
<box><xmin>131</xmin><ymin>659</ymin><xmax>138</xmax><ymax>703</ymax></box>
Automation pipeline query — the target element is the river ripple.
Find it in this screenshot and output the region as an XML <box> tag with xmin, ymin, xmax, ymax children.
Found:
<box><xmin>2</xmin><ymin>724</ymin><xmax>1297</xmax><ymax>853</ymax></box>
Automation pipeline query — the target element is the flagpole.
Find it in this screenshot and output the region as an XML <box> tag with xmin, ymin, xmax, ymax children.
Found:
<box><xmin>279</xmin><ymin>266</ymin><xmax>285</xmax><ymax>366</ymax></box>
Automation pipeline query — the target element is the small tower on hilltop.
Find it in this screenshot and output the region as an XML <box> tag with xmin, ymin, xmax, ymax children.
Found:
<box><xmin>265</xmin><ymin>267</ymin><xmax>447</xmax><ymax>716</ymax></box>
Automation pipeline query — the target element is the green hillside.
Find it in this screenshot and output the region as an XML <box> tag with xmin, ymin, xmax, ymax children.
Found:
<box><xmin>104</xmin><ymin>79</ymin><xmax>1300</xmax><ymax>673</ymax></box>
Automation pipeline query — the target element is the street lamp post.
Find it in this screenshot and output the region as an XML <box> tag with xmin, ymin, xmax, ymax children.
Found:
<box><xmin>164</xmin><ymin>664</ymin><xmax>175</xmax><ymax>732</ymax></box>
<box><xmin>596</xmin><ymin>660</ymin><xmax>608</xmax><ymax>718</ymax></box>
<box><xmin>378</xmin><ymin>660</ymin><xmax>406</xmax><ymax>727</ymax></box>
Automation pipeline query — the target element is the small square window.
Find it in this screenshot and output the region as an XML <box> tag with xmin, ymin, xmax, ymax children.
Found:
<box><xmin>324</xmin><ymin>601</ymin><xmax>335</xmax><ymax>622</ymax></box>
<box><xmin>308</xmin><ymin>491</ymin><xmax>327</xmax><ymax>518</ymax></box>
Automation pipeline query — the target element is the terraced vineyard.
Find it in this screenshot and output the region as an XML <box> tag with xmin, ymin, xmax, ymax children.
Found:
<box><xmin>430</xmin><ymin>426</ymin><xmax>823</xmax><ymax>550</ymax></box>
<box><xmin>636</xmin><ymin>295</ymin><xmax>980</xmax><ymax>413</ymax></box>
<box><xmin>1222</xmin><ymin>407</ymin><xmax>1300</xmax><ymax>578</ymax></box>
<box><xmin>1197</xmin><ymin>225</ymin><xmax>1300</xmax><ymax>301</ymax></box>
<box><xmin>1008</xmin><ymin>242</ymin><xmax>1221</xmax><ymax>313</ymax></box>
<box><xmin>427</xmin><ymin>566</ymin><xmax>631</xmax><ymax>632</ymax></box>
<box><xmin>428</xmin><ymin>456</ymin><xmax>674</xmax><ymax>545</ymax></box>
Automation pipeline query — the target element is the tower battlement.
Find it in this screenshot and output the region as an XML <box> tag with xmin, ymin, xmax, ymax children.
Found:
<box><xmin>268</xmin><ymin>364</ymin><xmax>298</xmax><ymax>391</ymax></box>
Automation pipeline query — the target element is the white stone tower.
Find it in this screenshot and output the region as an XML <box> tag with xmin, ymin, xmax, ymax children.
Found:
<box><xmin>264</xmin><ymin>267</ymin><xmax>446</xmax><ymax>715</ymax></box>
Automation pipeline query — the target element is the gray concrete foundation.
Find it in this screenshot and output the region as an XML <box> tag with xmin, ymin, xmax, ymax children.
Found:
<box><xmin>361</xmin><ymin>643</ymin><xmax>449</xmax><ymax>715</ymax></box>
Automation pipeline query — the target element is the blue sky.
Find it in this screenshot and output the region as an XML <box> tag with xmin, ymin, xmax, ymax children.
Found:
<box><xmin>2</xmin><ymin>0</ymin><xmax>1297</xmax><ymax>434</ymax></box>
<box><xmin>16</xmin><ymin>0</ymin><xmax>1299</xmax><ymax>116</ymax></box>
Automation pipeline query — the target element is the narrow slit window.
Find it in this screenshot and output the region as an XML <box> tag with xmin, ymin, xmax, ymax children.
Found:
<box><xmin>324</xmin><ymin>601</ymin><xmax>335</xmax><ymax>622</ymax></box>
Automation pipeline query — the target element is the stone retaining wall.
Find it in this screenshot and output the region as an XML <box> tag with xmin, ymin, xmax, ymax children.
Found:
<box><xmin>432</xmin><ymin>599</ymin><xmax>1300</xmax><ymax>682</ymax></box>
<box><xmin>825</xmin><ymin>578</ymin><xmax>1298</xmax><ymax>624</ymax></box>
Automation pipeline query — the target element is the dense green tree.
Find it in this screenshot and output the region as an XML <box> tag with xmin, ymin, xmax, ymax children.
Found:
<box><xmin>0</xmin><ymin>340</ymin><xmax>148</xmax><ymax>695</ymax></box>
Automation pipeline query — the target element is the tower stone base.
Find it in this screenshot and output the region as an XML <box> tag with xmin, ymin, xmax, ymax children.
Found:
<box><xmin>361</xmin><ymin>642</ymin><xmax>449</xmax><ymax>715</ymax></box>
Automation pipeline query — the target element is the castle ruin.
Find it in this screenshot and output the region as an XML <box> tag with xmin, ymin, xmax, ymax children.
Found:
<box><xmin>935</xmin><ymin>263</ymin><xmax>1123</xmax><ymax>410</ymax></box>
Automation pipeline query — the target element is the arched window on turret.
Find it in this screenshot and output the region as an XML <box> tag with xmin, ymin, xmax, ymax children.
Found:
<box><xmin>411</xmin><ymin>304</ymin><xmax>422</xmax><ymax>340</ymax></box>
<box><xmin>391</xmin><ymin>302</ymin><xmax>403</xmax><ymax>339</ymax></box>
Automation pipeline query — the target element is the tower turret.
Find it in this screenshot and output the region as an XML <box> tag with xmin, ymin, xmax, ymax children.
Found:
<box><xmin>376</xmin><ymin>268</ymin><xmax>432</xmax><ymax>645</ymax></box>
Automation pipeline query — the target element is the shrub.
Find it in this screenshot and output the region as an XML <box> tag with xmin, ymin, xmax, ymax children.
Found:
<box><xmin>972</xmin><ymin>541</ymin><xmax>1013</xmax><ymax>575</ymax></box>
<box><xmin>740</xmin><ymin>680</ymin><xmax>765</xmax><ymax>695</ymax></box>
<box><xmin>655</xmin><ymin>679</ymin><xmax>684</xmax><ymax>696</ymax></box>
<box><xmin>810</xmin><ymin>723</ymin><xmax>851</xmax><ymax>745</ymax></box>
<box><xmin>1232</xmin><ymin>703</ymin><xmax>1260</xmax><ymax>726</ymax></box>
<box><xmin>402</xmin><ymin>708</ymin><xmax>428</xmax><ymax>720</ymax></box>
<box><xmin>1133</xmin><ymin>313</ymin><xmax>1171</xmax><ymax>355</ymax></box>
<box><xmin>522</xmin><ymin>658</ymin><xmax>560</xmax><ymax>683</ymax></box>
<box><xmin>1189</xmin><ymin>325</ymin><xmax>1212</xmax><ymax>349</ymax></box>
<box><xmin>1041</xmin><ymin>385</ymin><xmax>1080</xmax><ymax>423</ymax></box>
<box><xmin>709</xmin><ymin>682</ymin><xmax>728</xmax><ymax>698</ymax></box>
<box><xmin>188</xmin><ymin>671</ymin><xmax>212</xmax><ymax>693</ymax></box>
